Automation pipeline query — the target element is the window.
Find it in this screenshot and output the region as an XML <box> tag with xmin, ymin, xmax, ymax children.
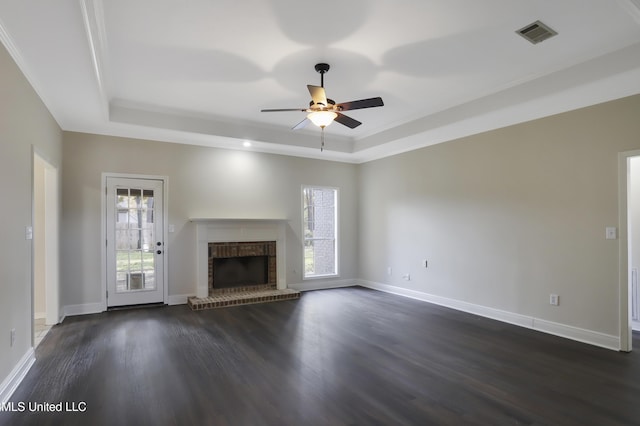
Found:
<box><xmin>303</xmin><ymin>186</ymin><xmax>338</xmax><ymax>278</ymax></box>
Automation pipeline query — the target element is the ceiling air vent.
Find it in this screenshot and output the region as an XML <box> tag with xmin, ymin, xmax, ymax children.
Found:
<box><xmin>516</xmin><ymin>20</ymin><xmax>557</xmax><ymax>44</ymax></box>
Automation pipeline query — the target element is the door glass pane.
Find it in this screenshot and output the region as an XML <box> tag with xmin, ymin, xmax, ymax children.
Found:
<box><xmin>116</xmin><ymin>188</ymin><xmax>129</xmax><ymax>208</ymax></box>
<box><xmin>130</xmin><ymin>189</ymin><xmax>141</xmax><ymax>208</ymax></box>
<box><xmin>114</xmin><ymin>187</ymin><xmax>156</xmax><ymax>292</ymax></box>
<box><xmin>142</xmin><ymin>251</ymin><xmax>155</xmax><ymax>289</ymax></box>
<box><xmin>142</xmin><ymin>190</ymin><xmax>154</xmax><ymax>209</ymax></box>
<box><xmin>116</xmin><ymin>251</ymin><xmax>128</xmax><ymax>292</ymax></box>
<box><xmin>124</xmin><ymin>229</ymin><xmax>136</xmax><ymax>250</ymax></box>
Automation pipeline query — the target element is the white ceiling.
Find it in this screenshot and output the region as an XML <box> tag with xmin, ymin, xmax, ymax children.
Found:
<box><xmin>1</xmin><ymin>0</ymin><xmax>640</xmax><ymax>162</ymax></box>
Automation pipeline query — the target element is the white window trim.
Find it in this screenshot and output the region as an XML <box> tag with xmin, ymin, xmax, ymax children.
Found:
<box><xmin>302</xmin><ymin>185</ymin><xmax>339</xmax><ymax>280</ymax></box>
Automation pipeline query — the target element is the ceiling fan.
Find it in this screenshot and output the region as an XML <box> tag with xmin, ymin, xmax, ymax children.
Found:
<box><xmin>261</xmin><ymin>63</ymin><xmax>384</xmax><ymax>151</ymax></box>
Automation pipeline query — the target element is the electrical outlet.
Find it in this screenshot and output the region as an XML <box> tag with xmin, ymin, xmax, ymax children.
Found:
<box><xmin>387</xmin><ymin>267</ymin><xmax>392</xmax><ymax>276</ymax></box>
<box><xmin>549</xmin><ymin>294</ymin><xmax>559</xmax><ymax>306</ymax></box>
<box><xmin>10</xmin><ymin>328</ymin><xmax>15</xmax><ymax>347</ymax></box>
<box><xmin>402</xmin><ymin>273</ymin><xmax>411</xmax><ymax>281</ymax></box>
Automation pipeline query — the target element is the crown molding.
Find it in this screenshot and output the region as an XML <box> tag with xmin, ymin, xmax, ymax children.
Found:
<box><xmin>618</xmin><ymin>0</ymin><xmax>640</xmax><ymax>24</ymax></box>
<box><xmin>79</xmin><ymin>0</ymin><xmax>110</xmax><ymax>120</ymax></box>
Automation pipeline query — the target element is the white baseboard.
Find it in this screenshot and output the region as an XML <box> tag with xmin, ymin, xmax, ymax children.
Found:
<box><xmin>63</xmin><ymin>295</ymin><xmax>192</xmax><ymax>314</ymax></box>
<box><xmin>288</xmin><ymin>278</ymin><xmax>357</xmax><ymax>292</ymax></box>
<box><xmin>63</xmin><ymin>302</ymin><xmax>104</xmax><ymax>317</ymax></box>
<box><xmin>532</xmin><ymin>318</ymin><xmax>620</xmax><ymax>350</ymax></box>
<box><xmin>0</xmin><ymin>348</ymin><xmax>35</xmax><ymax>405</ymax></box>
<box><xmin>358</xmin><ymin>280</ymin><xmax>620</xmax><ymax>351</ymax></box>
<box><xmin>167</xmin><ymin>294</ymin><xmax>194</xmax><ymax>305</ymax></box>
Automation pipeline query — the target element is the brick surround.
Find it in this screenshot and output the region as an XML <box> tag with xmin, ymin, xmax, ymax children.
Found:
<box><xmin>189</xmin><ymin>240</ymin><xmax>300</xmax><ymax>310</ymax></box>
<box><xmin>208</xmin><ymin>241</ymin><xmax>277</xmax><ymax>294</ymax></box>
<box><xmin>190</xmin><ymin>218</ymin><xmax>298</xmax><ymax>309</ymax></box>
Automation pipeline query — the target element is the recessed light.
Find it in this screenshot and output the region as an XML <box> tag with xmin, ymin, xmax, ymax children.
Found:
<box><xmin>243</xmin><ymin>141</ymin><xmax>252</xmax><ymax>148</ymax></box>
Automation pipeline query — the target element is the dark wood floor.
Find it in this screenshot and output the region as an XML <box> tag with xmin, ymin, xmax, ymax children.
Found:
<box><xmin>2</xmin><ymin>287</ymin><xmax>640</xmax><ymax>426</ymax></box>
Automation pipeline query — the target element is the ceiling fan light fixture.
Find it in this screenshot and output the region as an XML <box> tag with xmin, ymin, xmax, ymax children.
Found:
<box><xmin>307</xmin><ymin>111</ymin><xmax>337</xmax><ymax>128</ymax></box>
<box><xmin>261</xmin><ymin>63</ymin><xmax>384</xmax><ymax>144</ymax></box>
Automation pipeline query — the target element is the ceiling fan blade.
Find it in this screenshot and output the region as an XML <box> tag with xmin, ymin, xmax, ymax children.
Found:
<box><xmin>261</xmin><ymin>108</ymin><xmax>307</xmax><ymax>112</ymax></box>
<box><xmin>307</xmin><ymin>85</ymin><xmax>328</xmax><ymax>107</ymax></box>
<box><xmin>334</xmin><ymin>113</ymin><xmax>362</xmax><ymax>129</ymax></box>
<box><xmin>292</xmin><ymin>118</ymin><xmax>310</xmax><ymax>130</ymax></box>
<box><xmin>336</xmin><ymin>97</ymin><xmax>384</xmax><ymax>111</ymax></box>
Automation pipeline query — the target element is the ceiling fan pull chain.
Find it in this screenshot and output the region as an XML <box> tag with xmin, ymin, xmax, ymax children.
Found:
<box><xmin>321</xmin><ymin>127</ymin><xmax>325</xmax><ymax>151</ymax></box>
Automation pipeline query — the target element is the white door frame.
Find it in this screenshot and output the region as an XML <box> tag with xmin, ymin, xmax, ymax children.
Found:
<box><xmin>618</xmin><ymin>150</ymin><xmax>640</xmax><ymax>352</ymax></box>
<box><xmin>101</xmin><ymin>173</ymin><xmax>169</xmax><ymax>310</ymax></box>
<box><xmin>32</xmin><ymin>150</ymin><xmax>60</xmax><ymax>333</ymax></box>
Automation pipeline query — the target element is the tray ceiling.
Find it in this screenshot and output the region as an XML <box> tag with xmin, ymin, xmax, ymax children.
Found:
<box><xmin>1</xmin><ymin>0</ymin><xmax>640</xmax><ymax>162</ymax></box>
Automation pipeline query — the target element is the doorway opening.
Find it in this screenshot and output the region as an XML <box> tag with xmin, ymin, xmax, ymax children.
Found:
<box><xmin>627</xmin><ymin>156</ymin><xmax>640</xmax><ymax>336</ymax></box>
<box><xmin>33</xmin><ymin>152</ymin><xmax>60</xmax><ymax>347</ymax></box>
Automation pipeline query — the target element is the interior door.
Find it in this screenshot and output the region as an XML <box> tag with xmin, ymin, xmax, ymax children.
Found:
<box><xmin>106</xmin><ymin>177</ymin><xmax>164</xmax><ymax>307</ymax></box>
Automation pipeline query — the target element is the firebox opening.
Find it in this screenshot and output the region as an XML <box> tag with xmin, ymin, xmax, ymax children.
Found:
<box><xmin>213</xmin><ymin>256</ymin><xmax>268</xmax><ymax>289</ymax></box>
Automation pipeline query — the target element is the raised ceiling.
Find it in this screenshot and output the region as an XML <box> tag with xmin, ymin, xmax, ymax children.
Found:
<box><xmin>1</xmin><ymin>0</ymin><xmax>640</xmax><ymax>162</ymax></box>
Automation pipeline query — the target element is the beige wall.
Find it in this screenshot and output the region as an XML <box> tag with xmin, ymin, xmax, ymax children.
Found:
<box><xmin>61</xmin><ymin>133</ymin><xmax>359</xmax><ymax>306</ymax></box>
<box><xmin>0</xmin><ymin>43</ymin><xmax>62</xmax><ymax>386</ymax></box>
<box><xmin>359</xmin><ymin>95</ymin><xmax>640</xmax><ymax>337</ymax></box>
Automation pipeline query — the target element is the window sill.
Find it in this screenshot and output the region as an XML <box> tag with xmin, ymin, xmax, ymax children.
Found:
<box><xmin>303</xmin><ymin>274</ymin><xmax>340</xmax><ymax>281</ymax></box>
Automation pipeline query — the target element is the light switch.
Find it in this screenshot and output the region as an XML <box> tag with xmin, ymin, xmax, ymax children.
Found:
<box><xmin>168</xmin><ymin>224</ymin><xmax>175</xmax><ymax>233</ymax></box>
<box><xmin>25</xmin><ymin>226</ymin><xmax>33</xmax><ymax>240</ymax></box>
<box><xmin>605</xmin><ymin>227</ymin><xmax>617</xmax><ymax>240</ymax></box>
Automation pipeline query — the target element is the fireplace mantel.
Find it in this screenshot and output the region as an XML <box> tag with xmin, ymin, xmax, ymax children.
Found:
<box><xmin>191</xmin><ymin>218</ymin><xmax>288</xmax><ymax>297</ymax></box>
<box><xmin>190</xmin><ymin>218</ymin><xmax>288</xmax><ymax>223</ymax></box>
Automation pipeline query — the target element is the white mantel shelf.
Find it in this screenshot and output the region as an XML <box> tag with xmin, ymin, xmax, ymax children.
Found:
<box><xmin>192</xmin><ymin>218</ymin><xmax>288</xmax><ymax>298</ymax></box>
<box><xmin>190</xmin><ymin>218</ymin><xmax>288</xmax><ymax>223</ymax></box>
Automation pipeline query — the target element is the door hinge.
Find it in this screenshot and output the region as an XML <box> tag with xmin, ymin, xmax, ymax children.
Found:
<box><xmin>106</xmin><ymin>290</ymin><xmax>108</xmax><ymax>299</ymax></box>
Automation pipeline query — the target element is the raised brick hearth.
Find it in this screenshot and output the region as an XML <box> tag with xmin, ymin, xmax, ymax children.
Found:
<box><xmin>188</xmin><ymin>237</ymin><xmax>300</xmax><ymax>310</ymax></box>
<box><xmin>187</xmin><ymin>286</ymin><xmax>300</xmax><ymax>310</ymax></box>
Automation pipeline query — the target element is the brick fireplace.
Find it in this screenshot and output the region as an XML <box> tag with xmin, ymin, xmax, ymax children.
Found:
<box><xmin>189</xmin><ymin>219</ymin><xmax>299</xmax><ymax>310</ymax></box>
<box><xmin>191</xmin><ymin>218</ymin><xmax>289</xmax><ymax>298</ymax></box>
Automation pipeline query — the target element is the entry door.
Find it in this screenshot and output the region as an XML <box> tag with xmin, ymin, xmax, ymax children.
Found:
<box><xmin>106</xmin><ymin>177</ymin><xmax>164</xmax><ymax>307</ymax></box>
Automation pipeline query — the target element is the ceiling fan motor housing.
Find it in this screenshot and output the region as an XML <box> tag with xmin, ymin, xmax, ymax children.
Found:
<box><xmin>315</xmin><ymin>63</ymin><xmax>330</xmax><ymax>74</ymax></box>
<box><xmin>309</xmin><ymin>98</ymin><xmax>335</xmax><ymax>109</ymax></box>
